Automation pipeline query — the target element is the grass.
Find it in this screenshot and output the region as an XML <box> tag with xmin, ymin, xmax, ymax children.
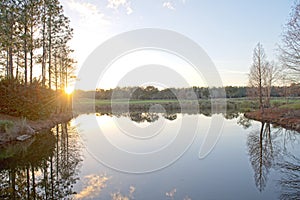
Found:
<box><xmin>77</xmin><ymin>98</ymin><xmax>185</xmax><ymax>105</ymax></box>
<box><xmin>0</xmin><ymin>120</ymin><xmax>16</xmax><ymax>142</ymax></box>
<box><xmin>75</xmin><ymin>97</ymin><xmax>300</xmax><ymax>112</ymax></box>
<box><xmin>0</xmin><ymin>118</ymin><xmax>35</xmax><ymax>143</ymax></box>
<box><xmin>279</xmin><ymin>102</ymin><xmax>300</xmax><ymax>109</ymax></box>
<box><xmin>0</xmin><ymin>120</ymin><xmax>14</xmax><ymax>133</ymax></box>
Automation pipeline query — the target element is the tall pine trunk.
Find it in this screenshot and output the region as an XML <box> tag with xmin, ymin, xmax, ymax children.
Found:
<box><xmin>48</xmin><ymin>15</ymin><xmax>52</xmax><ymax>89</ymax></box>
<box><xmin>41</xmin><ymin>1</ymin><xmax>46</xmax><ymax>86</ymax></box>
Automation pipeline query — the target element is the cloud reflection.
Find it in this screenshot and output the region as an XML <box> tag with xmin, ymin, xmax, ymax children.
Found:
<box><xmin>75</xmin><ymin>174</ymin><xmax>110</xmax><ymax>199</ymax></box>
<box><xmin>111</xmin><ymin>185</ymin><xmax>136</xmax><ymax>200</ymax></box>
<box><xmin>166</xmin><ymin>188</ymin><xmax>177</xmax><ymax>199</ymax></box>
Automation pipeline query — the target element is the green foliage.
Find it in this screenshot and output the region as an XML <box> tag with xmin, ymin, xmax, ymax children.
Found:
<box><xmin>271</xmin><ymin>100</ymin><xmax>285</xmax><ymax>107</ymax></box>
<box><xmin>280</xmin><ymin>102</ymin><xmax>300</xmax><ymax>109</ymax></box>
<box><xmin>0</xmin><ymin>78</ymin><xmax>57</xmax><ymax>120</ymax></box>
<box><xmin>0</xmin><ymin>120</ymin><xmax>14</xmax><ymax>133</ymax></box>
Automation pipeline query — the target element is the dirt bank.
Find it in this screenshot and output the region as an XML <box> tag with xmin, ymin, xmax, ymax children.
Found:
<box><xmin>245</xmin><ymin>108</ymin><xmax>300</xmax><ymax>132</ymax></box>
<box><xmin>0</xmin><ymin>112</ymin><xmax>74</xmax><ymax>144</ymax></box>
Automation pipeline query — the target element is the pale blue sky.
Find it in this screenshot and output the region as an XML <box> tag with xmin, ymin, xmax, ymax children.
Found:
<box><xmin>61</xmin><ymin>0</ymin><xmax>294</xmax><ymax>89</ymax></box>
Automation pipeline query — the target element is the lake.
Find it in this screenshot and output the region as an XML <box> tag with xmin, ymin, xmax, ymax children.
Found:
<box><xmin>0</xmin><ymin>111</ymin><xmax>299</xmax><ymax>200</ymax></box>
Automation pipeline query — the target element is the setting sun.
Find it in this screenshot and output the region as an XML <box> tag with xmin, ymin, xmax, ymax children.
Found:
<box><xmin>65</xmin><ymin>86</ymin><xmax>74</xmax><ymax>95</ymax></box>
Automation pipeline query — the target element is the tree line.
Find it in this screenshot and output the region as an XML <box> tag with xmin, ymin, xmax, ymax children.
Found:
<box><xmin>0</xmin><ymin>0</ymin><xmax>75</xmax><ymax>90</ymax></box>
<box><xmin>73</xmin><ymin>85</ymin><xmax>300</xmax><ymax>100</ymax></box>
<box><xmin>0</xmin><ymin>0</ymin><xmax>75</xmax><ymax>119</ymax></box>
<box><xmin>248</xmin><ymin>1</ymin><xmax>300</xmax><ymax>111</ymax></box>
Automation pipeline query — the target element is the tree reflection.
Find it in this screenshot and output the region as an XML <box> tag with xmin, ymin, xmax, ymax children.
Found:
<box><xmin>247</xmin><ymin>121</ymin><xmax>300</xmax><ymax>198</ymax></box>
<box><xmin>129</xmin><ymin>112</ymin><xmax>159</xmax><ymax>123</ymax></box>
<box><xmin>279</xmin><ymin>153</ymin><xmax>300</xmax><ymax>200</ymax></box>
<box><xmin>247</xmin><ymin>122</ymin><xmax>275</xmax><ymax>191</ymax></box>
<box><xmin>163</xmin><ymin>113</ymin><xmax>177</xmax><ymax>121</ymax></box>
<box><xmin>95</xmin><ymin>106</ymin><xmax>241</xmax><ymax>118</ymax></box>
<box><xmin>96</xmin><ymin>110</ymin><xmax>241</xmax><ymax>123</ymax></box>
<box><xmin>275</xmin><ymin>128</ymin><xmax>300</xmax><ymax>200</ymax></box>
<box><xmin>0</xmin><ymin>122</ymin><xmax>82</xmax><ymax>199</ymax></box>
<box><xmin>237</xmin><ymin>115</ymin><xmax>252</xmax><ymax>129</ymax></box>
<box><xmin>223</xmin><ymin>111</ymin><xmax>240</xmax><ymax>120</ymax></box>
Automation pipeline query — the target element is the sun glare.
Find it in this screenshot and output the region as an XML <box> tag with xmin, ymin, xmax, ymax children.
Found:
<box><xmin>65</xmin><ymin>86</ymin><xmax>74</xmax><ymax>95</ymax></box>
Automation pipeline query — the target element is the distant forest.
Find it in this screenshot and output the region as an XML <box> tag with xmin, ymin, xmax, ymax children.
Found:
<box><xmin>75</xmin><ymin>84</ymin><xmax>300</xmax><ymax>100</ymax></box>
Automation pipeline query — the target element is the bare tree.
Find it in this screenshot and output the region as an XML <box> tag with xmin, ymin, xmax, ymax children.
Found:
<box><xmin>248</xmin><ymin>43</ymin><xmax>268</xmax><ymax>112</ymax></box>
<box><xmin>264</xmin><ymin>61</ymin><xmax>280</xmax><ymax>107</ymax></box>
<box><xmin>248</xmin><ymin>43</ymin><xmax>280</xmax><ymax>110</ymax></box>
<box><xmin>279</xmin><ymin>1</ymin><xmax>300</xmax><ymax>80</ymax></box>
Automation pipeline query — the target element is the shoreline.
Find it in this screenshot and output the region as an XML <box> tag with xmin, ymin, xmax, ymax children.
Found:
<box><xmin>0</xmin><ymin>112</ymin><xmax>74</xmax><ymax>145</ymax></box>
<box><xmin>245</xmin><ymin>108</ymin><xmax>300</xmax><ymax>132</ymax></box>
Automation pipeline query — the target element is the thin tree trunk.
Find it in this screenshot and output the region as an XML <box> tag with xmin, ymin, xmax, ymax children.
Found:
<box><xmin>55</xmin><ymin>53</ymin><xmax>58</xmax><ymax>91</ymax></box>
<box><xmin>8</xmin><ymin>11</ymin><xmax>14</xmax><ymax>80</ymax></box>
<box><xmin>31</xmin><ymin>166</ymin><xmax>36</xmax><ymax>199</ymax></box>
<box><xmin>8</xmin><ymin>47</ymin><xmax>13</xmax><ymax>79</ymax></box>
<box><xmin>48</xmin><ymin>15</ymin><xmax>52</xmax><ymax>89</ymax></box>
<box><xmin>30</xmin><ymin>21</ymin><xmax>34</xmax><ymax>84</ymax></box>
<box><xmin>42</xmin><ymin>1</ymin><xmax>46</xmax><ymax>86</ymax></box>
<box><xmin>16</xmin><ymin>52</ymin><xmax>19</xmax><ymax>79</ymax></box>
<box><xmin>26</xmin><ymin>166</ymin><xmax>30</xmax><ymax>199</ymax></box>
<box><xmin>24</xmin><ymin>24</ymin><xmax>28</xmax><ymax>85</ymax></box>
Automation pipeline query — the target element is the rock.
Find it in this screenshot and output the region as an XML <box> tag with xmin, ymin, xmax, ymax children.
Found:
<box><xmin>16</xmin><ymin>124</ymin><xmax>35</xmax><ymax>135</ymax></box>
<box><xmin>16</xmin><ymin>134</ymin><xmax>32</xmax><ymax>141</ymax></box>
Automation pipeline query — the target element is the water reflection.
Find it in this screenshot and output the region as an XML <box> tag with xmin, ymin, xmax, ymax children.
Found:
<box><xmin>0</xmin><ymin>122</ymin><xmax>82</xmax><ymax>199</ymax></box>
<box><xmin>1</xmin><ymin>111</ymin><xmax>299</xmax><ymax>199</ymax></box>
<box><xmin>276</xmin><ymin>128</ymin><xmax>300</xmax><ymax>200</ymax></box>
<box><xmin>75</xmin><ymin>174</ymin><xmax>110</xmax><ymax>199</ymax></box>
<box><xmin>247</xmin><ymin>123</ymin><xmax>275</xmax><ymax>192</ymax></box>
<box><xmin>165</xmin><ymin>188</ymin><xmax>177</xmax><ymax>199</ymax></box>
<box><xmin>237</xmin><ymin>115</ymin><xmax>252</xmax><ymax>129</ymax></box>
<box><xmin>111</xmin><ymin>186</ymin><xmax>135</xmax><ymax>200</ymax></box>
<box><xmin>130</xmin><ymin>112</ymin><xmax>159</xmax><ymax>123</ymax></box>
<box><xmin>279</xmin><ymin>153</ymin><xmax>300</xmax><ymax>200</ymax></box>
<box><xmin>96</xmin><ymin>109</ymin><xmax>246</xmax><ymax>121</ymax></box>
<box><xmin>246</xmin><ymin>122</ymin><xmax>300</xmax><ymax>199</ymax></box>
<box><xmin>95</xmin><ymin>107</ymin><xmax>233</xmax><ymax>117</ymax></box>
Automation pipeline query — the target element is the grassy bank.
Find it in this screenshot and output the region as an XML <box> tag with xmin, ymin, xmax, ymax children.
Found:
<box><xmin>244</xmin><ymin>98</ymin><xmax>300</xmax><ymax>132</ymax></box>
<box><xmin>75</xmin><ymin>97</ymin><xmax>258</xmax><ymax>109</ymax></box>
<box><xmin>73</xmin><ymin>97</ymin><xmax>300</xmax><ymax>117</ymax></box>
<box><xmin>245</xmin><ymin>107</ymin><xmax>300</xmax><ymax>132</ymax></box>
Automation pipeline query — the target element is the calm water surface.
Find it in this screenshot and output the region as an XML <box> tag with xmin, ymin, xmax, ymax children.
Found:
<box><xmin>0</xmin><ymin>112</ymin><xmax>299</xmax><ymax>199</ymax></box>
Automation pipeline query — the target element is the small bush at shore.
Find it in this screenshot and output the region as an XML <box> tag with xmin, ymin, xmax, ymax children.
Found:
<box><xmin>0</xmin><ymin>120</ymin><xmax>14</xmax><ymax>133</ymax></box>
<box><xmin>0</xmin><ymin>78</ymin><xmax>65</xmax><ymax>120</ymax></box>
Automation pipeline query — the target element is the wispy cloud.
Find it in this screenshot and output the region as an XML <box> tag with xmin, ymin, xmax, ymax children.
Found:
<box><xmin>163</xmin><ymin>1</ymin><xmax>176</xmax><ymax>10</ymax></box>
<box><xmin>181</xmin><ymin>0</ymin><xmax>187</xmax><ymax>4</ymax></box>
<box><xmin>107</xmin><ymin>0</ymin><xmax>133</xmax><ymax>15</ymax></box>
<box><xmin>63</xmin><ymin>0</ymin><xmax>112</xmax><ymax>68</ymax></box>
<box><xmin>162</xmin><ymin>0</ymin><xmax>188</xmax><ymax>10</ymax></box>
<box><xmin>67</xmin><ymin>0</ymin><xmax>110</xmax><ymax>27</ymax></box>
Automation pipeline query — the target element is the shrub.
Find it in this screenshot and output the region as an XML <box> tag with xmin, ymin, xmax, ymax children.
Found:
<box><xmin>0</xmin><ymin>78</ymin><xmax>57</xmax><ymax>120</ymax></box>
<box><xmin>0</xmin><ymin>120</ymin><xmax>14</xmax><ymax>133</ymax></box>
